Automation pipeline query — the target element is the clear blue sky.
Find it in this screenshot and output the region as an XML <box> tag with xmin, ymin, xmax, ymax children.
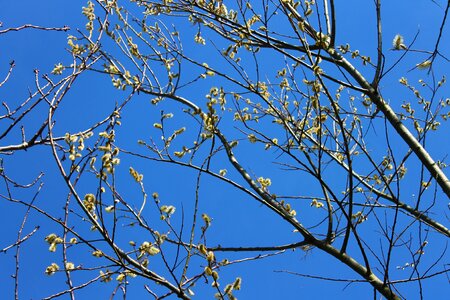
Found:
<box><xmin>0</xmin><ymin>1</ymin><xmax>449</xmax><ymax>299</ymax></box>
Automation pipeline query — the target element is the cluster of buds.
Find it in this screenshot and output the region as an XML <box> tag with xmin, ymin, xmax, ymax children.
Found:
<box><xmin>97</xmin><ymin>130</ymin><xmax>120</xmax><ymax>177</ymax></box>
<box><xmin>138</xmin><ymin>241</ymin><xmax>160</xmax><ymax>259</ymax></box>
<box><xmin>44</xmin><ymin>233</ymin><xmax>63</xmax><ymax>252</ymax></box>
<box><xmin>64</xmin><ymin>131</ymin><xmax>93</xmax><ymax>162</ymax></box>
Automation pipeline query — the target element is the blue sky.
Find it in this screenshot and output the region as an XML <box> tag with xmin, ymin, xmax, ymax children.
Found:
<box><xmin>1</xmin><ymin>0</ymin><xmax>449</xmax><ymax>299</ymax></box>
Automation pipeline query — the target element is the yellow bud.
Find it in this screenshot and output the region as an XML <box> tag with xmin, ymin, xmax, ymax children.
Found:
<box><xmin>198</xmin><ymin>244</ymin><xmax>208</xmax><ymax>255</ymax></box>
<box><xmin>65</xmin><ymin>262</ymin><xmax>75</xmax><ymax>271</ymax></box>
<box><xmin>207</xmin><ymin>251</ymin><xmax>215</xmax><ymax>263</ymax></box>
<box><xmin>204</xmin><ymin>266</ymin><xmax>213</xmax><ymax>276</ymax></box>
<box><xmin>212</xmin><ymin>271</ymin><xmax>219</xmax><ymax>280</ymax></box>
